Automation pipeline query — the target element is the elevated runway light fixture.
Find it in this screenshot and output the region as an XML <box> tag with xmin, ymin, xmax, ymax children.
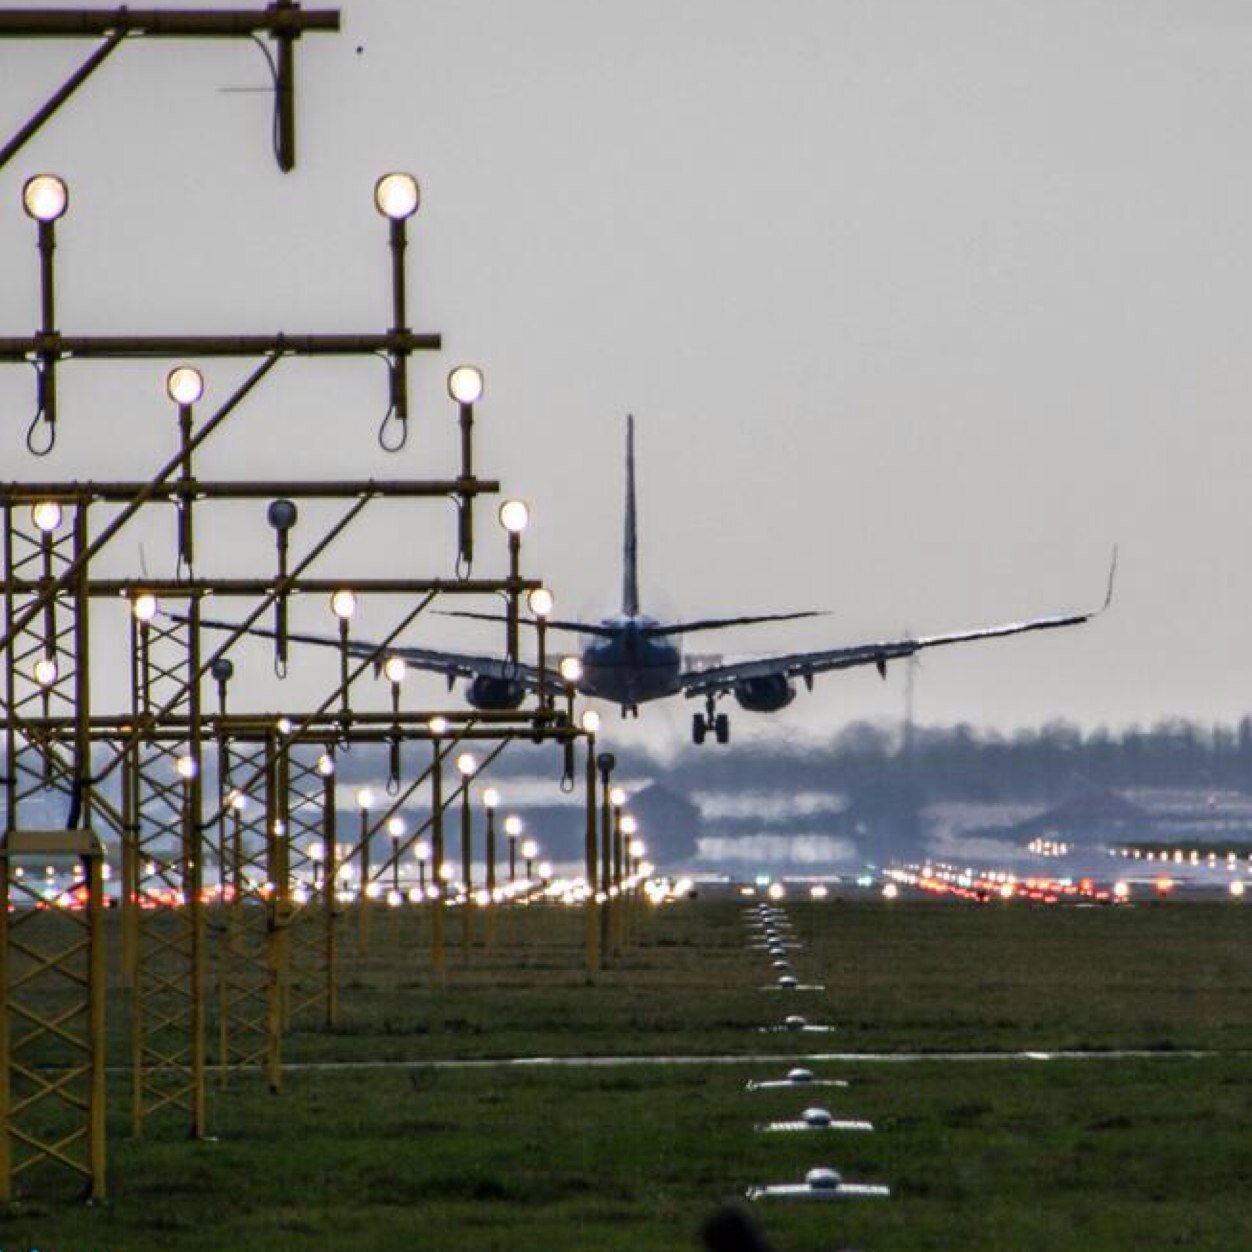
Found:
<box><xmin>131</xmin><ymin>592</ymin><xmax>159</xmax><ymax>624</ymax></box>
<box><xmin>32</xmin><ymin>656</ymin><xmax>58</xmax><ymax>687</ymax></box>
<box><xmin>167</xmin><ymin>365</ymin><xmax>204</xmax><ymax>568</ymax></box>
<box><xmin>499</xmin><ymin>500</ymin><xmax>529</xmax><ymax>662</ymax></box>
<box><xmin>528</xmin><ymin>587</ymin><xmax>554</xmax><ymax>708</ymax></box>
<box><xmin>414</xmin><ymin>838</ymin><xmax>431</xmax><ymax>891</ymax></box>
<box><xmin>210</xmin><ymin>657</ymin><xmax>234</xmax><ymax>714</ymax></box>
<box><xmin>504</xmin><ymin>814</ymin><xmax>523</xmax><ymax>882</ymax></box>
<box><xmin>374</xmin><ymin>172</ymin><xmax>421</xmax><ymax>446</ymax></box>
<box><xmin>521</xmin><ymin>838</ymin><xmax>539</xmax><ymax>882</ymax></box>
<box><xmin>316</xmin><ymin>751</ymin><xmax>336</xmax><ymax>778</ymax></box>
<box><xmin>330</xmin><ymin>589</ymin><xmax>358</xmax><ymax>717</ymax></box>
<box><xmin>456</xmin><ymin>752</ymin><xmax>477</xmax><ymax>945</ymax></box>
<box><xmin>387</xmin><ymin>816</ymin><xmax>404</xmax><ymax>896</ymax></box>
<box><xmin>356</xmin><ymin>788</ymin><xmax>374</xmax><ymax>951</ymax></box>
<box><xmin>482</xmin><ymin>787</ymin><xmax>500</xmax><ymax>927</ymax></box>
<box><xmin>175</xmin><ymin>754</ymin><xmax>198</xmax><ymax>782</ymax></box>
<box><xmin>30</xmin><ymin>500</ymin><xmax>62</xmax><ymax>534</ymax></box>
<box><xmin>449</xmin><ymin>364</ymin><xmax>484</xmax><ymax>568</ymax></box>
<box><xmin>267</xmin><ymin>499</ymin><xmax>298</xmax><ymax>674</ymax></box>
<box><xmin>22</xmin><ymin>174</ymin><xmax>67</xmax><ymax>453</ymax></box>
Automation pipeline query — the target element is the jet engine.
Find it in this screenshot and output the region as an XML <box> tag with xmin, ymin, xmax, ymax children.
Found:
<box><xmin>732</xmin><ymin>674</ymin><xmax>796</xmax><ymax>712</ymax></box>
<box><xmin>466</xmin><ymin>675</ymin><xmax>526</xmax><ymax>710</ymax></box>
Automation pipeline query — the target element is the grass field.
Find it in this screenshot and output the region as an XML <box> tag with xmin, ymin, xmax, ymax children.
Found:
<box><xmin>4</xmin><ymin>894</ymin><xmax>1251</xmax><ymax>1250</ymax></box>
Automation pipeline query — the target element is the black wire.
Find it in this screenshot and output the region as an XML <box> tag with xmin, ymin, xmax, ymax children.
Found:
<box><xmin>24</xmin><ymin>359</ymin><xmax>54</xmax><ymax>455</ymax></box>
<box><xmin>248</xmin><ymin>34</ymin><xmax>283</xmax><ymax>165</ymax></box>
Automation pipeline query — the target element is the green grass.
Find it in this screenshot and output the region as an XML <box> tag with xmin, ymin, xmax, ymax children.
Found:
<box><xmin>4</xmin><ymin>896</ymin><xmax>1252</xmax><ymax>1249</ymax></box>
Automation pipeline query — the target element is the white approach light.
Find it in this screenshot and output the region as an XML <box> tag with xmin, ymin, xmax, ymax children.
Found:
<box><xmin>498</xmin><ymin>499</ymin><xmax>529</xmax><ymax>534</ymax></box>
<box><xmin>504</xmin><ymin>815</ymin><xmax>523</xmax><ymax>838</ymax></box>
<box><xmin>166</xmin><ymin>366</ymin><xmax>204</xmax><ymax>406</ymax></box>
<box><xmin>383</xmin><ymin>655</ymin><xmax>407</xmax><ymax>685</ymax></box>
<box><xmin>316</xmin><ymin>752</ymin><xmax>336</xmax><ymax>777</ymax></box>
<box><xmin>447</xmin><ymin>365</ymin><xmax>484</xmax><ymax>405</ymax></box>
<box><xmin>33</xmin><ymin>656</ymin><xmax>58</xmax><ymax>686</ymax></box>
<box><xmin>580</xmin><ymin>709</ymin><xmax>600</xmax><ymax>735</ymax></box>
<box><xmin>456</xmin><ymin>752</ymin><xmax>477</xmax><ymax>777</ymax></box>
<box><xmin>521</xmin><ymin>839</ymin><xmax>538</xmax><ymax>861</ymax></box>
<box><xmin>132</xmin><ymin>593</ymin><xmax>159</xmax><ymax>623</ymax></box>
<box><xmin>414</xmin><ymin>839</ymin><xmax>431</xmax><ymax>861</ymax></box>
<box><xmin>22</xmin><ymin>174</ymin><xmax>68</xmax><ymax>222</ymax></box>
<box><xmin>482</xmin><ymin>787</ymin><xmax>500</xmax><ymax>810</ymax></box>
<box><xmin>528</xmin><ymin>588</ymin><xmax>554</xmax><ymax>619</ymax></box>
<box><xmin>620</xmin><ymin>814</ymin><xmax>639</xmax><ymax>836</ymax></box>
<box><xmin>387</xmin><ymin>816</ymin><xmax>405</xmax><ymax>839</ymax></box>
<box><xmin>330</xmin><ymin>589</ymin><xmax>358</xmax><ymax>620</ymax></box>
<box><xmin>30</xmin><ymin>501</ymin><xmax>62</xmax><ymax>533</ymax></box>
<box><xmin>428</xmin><ymin>715</ymin><xmax>449</xmax><ymax>737</ymax></box>
<box><xmin>560</xmin><ymin>656</ymin><xmax>583</xmax><ymax>685</ymax></box>
<box><xmin>373</xmin><ymin>172</ymin><xmax>420</xmax><ymax>220</ymax></box>
<box><xmin>175</xmin><ymin>754</ymin><xmax>198</xmax><ymax>781</ymax></box>
<box><xmin>357</xmin><ymin>788</ymin><xmax>375</xmax><ymax>811</ymax></box>
<box><xmin>609</xmin><ymin>786</ymin><xmax>626</xmax><ymax>808</ymax></box>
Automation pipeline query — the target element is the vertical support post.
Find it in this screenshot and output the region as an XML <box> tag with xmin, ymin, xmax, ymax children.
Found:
<box><xmin>323</xmin><ymin>766</ymin><xmax>338</xmax><ymax>1029</ymax></box>
<box><xmin>460</xmin><ymin>782</ymin><xmax>472</xmax><ymax>951</ymax></box>
<box><xmin>584</xmin><ymin>736</ymin><xmax>599</xmax><ymax>974</ymax></box>
<box><xmin>431</xmin><ymin>740</ymin><xmax>445</xmax><ymax>982</ymax></box>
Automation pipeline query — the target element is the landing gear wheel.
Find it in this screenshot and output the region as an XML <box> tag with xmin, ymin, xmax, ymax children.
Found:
<box><xmin>692</xmin><ymin>713</ymin><xmax>707</xmax><ymax>745</ymax></box>
<box><xmin>714</xmin><ymin>713</ymin><xmax>730</xmax><ymax>745</ymax></box>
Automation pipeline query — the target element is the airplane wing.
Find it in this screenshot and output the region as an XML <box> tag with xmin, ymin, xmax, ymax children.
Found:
<box><xmin>193</xmin><ymin>616</ymin><xmax>561</xmax><ymax>692</ymax></box>
<box><xmin>679</xmin><ymin>553</ymin><xmax>1117</xmax><ymax>698</ymax></box>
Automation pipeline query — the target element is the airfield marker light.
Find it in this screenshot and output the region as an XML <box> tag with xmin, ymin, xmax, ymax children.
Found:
<box><xmin>522</xmin><ymin>838</ymin><xmax>539</xmax><ymax>881</ymax></box>
<box><xmin>30</xmin><ymin>501</ymin><xmax>62</xmax><ymax>533</ymax></box>
<box><xmin>166</xmin><ymin>365</ymin><xmax>204</xmax><ymax>407</ymax></box>
<box><xmin>505</xmin><ymin>815</ymin><xmax>523</xmax><ymax>882</ymax></box>
<box><xmin>768</xmin><ymin>882</ymin><xmax>787</xmax><ymax>901</ymax></box>
<box><xmin>33</xmin><ymin>656</ymin><xmax>58</xmax><ymax>687</ymax></box>
<box><xmin>316</xmin><ymin>752</ymin><xmax>335</xmax><ymax>778</ymax></box>
<box><xmin>483</xmin><ymin>787</ymin><xmax>500</xmax><ymax>810</ymax></box>
<box><xmin>609</xmin><ymin>786</ymin><xmax>626</xmax><ymax>809</ymax></box>
<box><xmin>456</xmin><ymin>752</ymin><xmax>477</xmax><ymax>777</ymax></box>
<box><xmin>22</xmin><ymin>174</ymin><xmax>68</xmax><ymax>222</ymax></box>
<box><xmin>330</xmin><ymin>590</ymin><xmax>358</xmax><ymax>620</ymax></box>
<box><xmin>561</xmin><ymin>656</ymin><xmax>583</xmax><ymax>686</ymax></box>
<box><xmin>809</xmin><ymin>883</ymin><xmax>828</xmax><ymax>901</ymax></box>
<box><xmin>447</xmin><ymin>365</ymin><xmax>484</xmax><ymax>406</ymax></box>
<box><xmin>414</xmin><ymin>837</ymin><xmax>431</xmax><ymax>890</ymax></box>
<box><xmin>428</xmin><ymin>715</ymin><xmax>449</xmax><ymax>738</ymax></box>
<box><xmin>1113</xmin><ymin>881</ymin><xmax>1131</xmax><ymax>901</ymax></box>
<box><xmin>580</xmin><ymin>709</ymin><xmax>600</xmax><ymax>736</ymax></box>
<box><xmin>499</xmin><ymin>500</ymin><xmax>529</xmax><ymax>535</ymax></box>
<box><xmin>1230</xmin><ymin>880</ymin><xmax>1246</xmax><ymax>899</ymax></box>
<box><xmin>373</xmin><ymin>172</ymin><xmax>420</xmax><ymax>221</ymax></box>
<box><xmin>620</xmin><ymin>814</ymin><xmax>638</xmax><ymax>836</ymax></box>
<box><xmin>276</xmin><ymin>717</ymin><xmax>293</xmax><ymax>736</ymax></box>
<box><xmin>537</xmin><ymin>860</ymin><xmax>552</xmax><ymax>882</ymax></box>
<box><xmin>528</xmin><ymin>588</ymin><xmax>554</xmax><ymax>619</ymax></box>
<box><xmin>438</xmin><ymin>862</ymin><xmax>454</xmax><ymax>882</ymax></box>
<box><xmin>384</xmin><ymin>656</ymin><xmax>407</xmax><ymax>685</ymax></box>
<box><xmin>175</xmin><ymin>754</ymin><xmax>198</xmax><ymax>781</ymax></box>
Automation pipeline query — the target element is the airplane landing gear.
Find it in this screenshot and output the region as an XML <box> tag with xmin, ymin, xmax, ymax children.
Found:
<box><xmin>692</xmin><ymin>699</ymin><xmax>731</xmax><ymax>746</ymax></box>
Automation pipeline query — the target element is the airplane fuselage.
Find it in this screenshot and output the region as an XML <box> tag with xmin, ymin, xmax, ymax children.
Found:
<box><xmin>579</xmin><ymin>615</ymin><xmax>682</xmax><ymax>710</ymax></box>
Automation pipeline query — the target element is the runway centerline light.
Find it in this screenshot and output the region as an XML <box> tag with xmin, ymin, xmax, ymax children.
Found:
<box><xmin>373</xmin><ymin>172</ymin><xmax>420</xmax><ymax>221</ymax></box>
<box><xmin>22</xmin><ymin>174</ymin><xmax>68</xmax><ymax>222</ymax></box>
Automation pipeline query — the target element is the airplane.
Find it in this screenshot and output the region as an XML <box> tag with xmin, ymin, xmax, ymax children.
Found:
<box><xmin>198</xmin><ymin>416</ymin><xmax>1115</xmax><ymax>746</ymax></box>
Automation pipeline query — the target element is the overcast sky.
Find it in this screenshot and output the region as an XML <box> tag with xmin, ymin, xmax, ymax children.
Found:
<box><xmin>3</xmin><ymin>1</ymin><xmax>1252</xmax><ymax>751</ymax></box>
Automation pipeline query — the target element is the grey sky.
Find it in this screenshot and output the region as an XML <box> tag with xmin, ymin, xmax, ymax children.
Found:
<box><xmin>3</xmin><ymin>1</ymin><xmax>1251</xmax><ymax>750</ymax></box>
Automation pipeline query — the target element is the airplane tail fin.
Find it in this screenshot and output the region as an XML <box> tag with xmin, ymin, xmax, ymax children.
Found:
<box><xmin>623</xmin><ymin>414</ymin><xmax>639</xmax><ymax>617</ymax></box>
